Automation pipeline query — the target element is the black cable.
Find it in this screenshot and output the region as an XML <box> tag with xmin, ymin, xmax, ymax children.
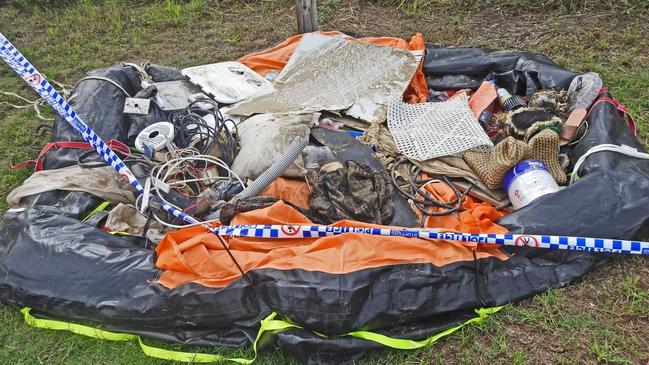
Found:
<box><xmin>169</xmin><ymin>100</ymin><xmax>239</xmax><ymax>165</ymax></box>
<box><xmin>390</xmin><ymin>158</ymin><xmax>473</xmax><ymax>220</ymax></box>
<box><xmin>142</xmin><ymin>213</ymin><xmax>153</xmax><ymax>250</ymax></box>
<box><xmin>472</xmin><ymin>249</ymin><xmax>488</xmax><ymax>306</ymax></box>
<box><xmin>34</xmin><ymin>123</ymin><xmax>52</xmax><ymax>137</ymax></box>
<box><xmin>214</xmin><ymin>232</ymin><xmax>262</xmax><ymax>294</ymax></box>
<box><xmin>77</xmin><ymin>146</ymin><xmax>140</xmax><ymax>169</ymax></box>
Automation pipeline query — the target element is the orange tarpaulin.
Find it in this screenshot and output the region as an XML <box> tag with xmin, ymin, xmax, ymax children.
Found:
<box><xmin>156</xmin><ymin>179</ymin><xmax>508</xmax><ymax>289</ymax></box>
<box><xmin>413</xmin><ymin>174</ymin><xmax>508</xmax><ymax>232</ymax></box>
<box><xmin>238</xmin><ymin>31</ymin><xmax>429</xmax><ymax>104</ymax></box>
<box><xmin>259</xmin><ymin>177</ymin><xmax>311</xmax><ymax>209</ymax></box>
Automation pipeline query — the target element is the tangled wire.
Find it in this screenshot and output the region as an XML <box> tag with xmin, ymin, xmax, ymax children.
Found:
<box><xmin>391</xmin><ymin>158</ymin><xmax>472</xmax><ymax>225</ymax></box>
<box><xmin>132</xmin><ymin>146</ymin><xmax>244</xmax><ymax>229</ymax></box>
<box><xmin>169</xmin><ymin>100</ymin><xmax>239</xmax><ymax>165</ymax></box>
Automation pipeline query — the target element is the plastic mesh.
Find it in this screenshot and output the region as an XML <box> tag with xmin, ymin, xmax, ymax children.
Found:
<box><xmin>387</xmin><ymin>94</ymin><xmax>492</xmax><ymax>161</ymax></box>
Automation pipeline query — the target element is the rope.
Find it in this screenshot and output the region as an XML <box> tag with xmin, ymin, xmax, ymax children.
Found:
<box><xmin>0</xmin><ymin>89</ymin><xmax>68</xmax><ymax>121</ymax></box>
<box><xmin>72</xmin><ymin>76</ymin><xmax>131</xmax><ymax>97</ymax></box>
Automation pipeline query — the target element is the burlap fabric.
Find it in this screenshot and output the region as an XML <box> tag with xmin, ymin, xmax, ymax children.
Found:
<box><xmin>464</xmin><ymin>137</ymin><xmax>530</xmax><ymax>189</ymax></box>
<box><xmin>529</xmin><ymin>129</ymin><xmax>567</xmax><ymax>185</ymax></box>
<box><xmin>463</xmin><ymin>129</ymin><xmax>566</xmax><ymax>189</ymax></box>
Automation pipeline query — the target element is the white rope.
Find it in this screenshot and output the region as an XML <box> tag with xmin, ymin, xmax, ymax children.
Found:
<box><xmin>570</xmin><ymin>143</ymin><xmax>649</xmax><ymax>184</ymax></box>
<box><xmin>1</xmin><ymin>90</ymin><xmax>54</xmax><ymax>120</ymax></box>
<box><xmin>72</xmin><ymin>76</ymin><xmax>132</xmax><ymax>97</ymax></box>
<box><xmin>0</xmin><ymin>79</ymin><xmax>70</xmax><ymax>121</ymax></box>
<box><xmin>121</xmin><ymin>62</ymin><xmax>153</xmax><ymax>86</ymax></box>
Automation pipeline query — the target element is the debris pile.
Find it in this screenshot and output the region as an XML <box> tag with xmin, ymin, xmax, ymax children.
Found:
<box><xmin>1</xmin><ymin>30</ymin><xmax>649</xmax><ymax>364</ymax></box>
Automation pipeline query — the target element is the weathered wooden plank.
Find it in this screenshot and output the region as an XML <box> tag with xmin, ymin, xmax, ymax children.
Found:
<box><xmin>295</xmin><ymin>0</ymin><xmax>318</xmax><ymax>33</ymax></box>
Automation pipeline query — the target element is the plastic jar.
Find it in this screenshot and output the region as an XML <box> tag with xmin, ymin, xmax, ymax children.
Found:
<box><xmin>503</xmin><ymin>160</ymin><xmax>560</xmax><ymax>210</ymax></box>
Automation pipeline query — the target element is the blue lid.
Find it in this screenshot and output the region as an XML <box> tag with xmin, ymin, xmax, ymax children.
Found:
<box><xmin>502</xmin><ymin>160</ymin><xmax>549</xmax><ymax>191</ymax></box>
<box><xmin>346</xmin><ymin>130</ymin><xmax>363</xmax><ymax>139</ymax></box>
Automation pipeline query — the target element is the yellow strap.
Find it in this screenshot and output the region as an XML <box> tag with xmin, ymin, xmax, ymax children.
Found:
<box><xmin>81</xmin><ymin>200</ymin><xmax>111</xmax><ymax>222</ymax></box>
<box><xmin>20</xmin><ymin>308</ymin><xmax>298</xmax><ymax>364</ymax></box>
<box><xmin>20</xmin><ymin>306</ymin><xmax>503</xmax><ymax>362</ymax></box>
<box><xmin>346</xmin><ymin>306</ymin><xmax>504</xmax><ymax>349</ymax></box>
<box><xmin>108</xmin><ymin>231</ymin><xmax>131</xmax><ymax>236</ymax></box>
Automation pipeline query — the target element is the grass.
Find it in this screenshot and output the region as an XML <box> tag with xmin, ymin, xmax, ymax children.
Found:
<box><xmin>1</xmin><ymin>0</ymin><xmax>649</xmax><ymax>364</ymax></box>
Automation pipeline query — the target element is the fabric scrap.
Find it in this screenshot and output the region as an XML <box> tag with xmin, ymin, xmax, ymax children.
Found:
<box><xmin>259</xmin><ymin>177</ymin><xmax>311</xmax><ymax>209</ymax></box>
<box><xmin>463</xmin><ymin>137</ymin><xmax>530</xmax><ymax>190</ymax></box>
<box><xmin>104</xmin><ymin>203</ymin><xmax>165</xmax><ymax>241</ymax></box>
<box><xmin>567</xmin><ymin>72</ymin><xmax>603</xmax><ymax>111</ymax></box>
<box><xmin>463</xmin><ymin>129</ymin><xmax>567</xmax><ymax>188</ymax></box>
<box><xmin>230</xmin><ymin>113</ymin><xmax>312</xmax><ymax>180</ymax></box>
<box><xmin>231</xmin><ymin>34</ymin><xmax>419</xmax><ymax>124</ymax></box>
<box><xmin>528</xmin><ymin>129</ymin><xmax>567</xmax><ymax>185</ymax></box>
<box><xmin>309</xmin><ymin>160</ymin><xmax>394</xmax><ymax>225</ymax></box>
<box><xmin>7</xmin><ymin>165</ymin><xmax>135</xmax><ymax>206</ymax></box>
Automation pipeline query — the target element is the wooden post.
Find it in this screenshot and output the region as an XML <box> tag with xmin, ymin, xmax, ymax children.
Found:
<box><xmin>295</xmin><ymin>0</ymin><xmax>318</xmax><ymax>34</ymax></box>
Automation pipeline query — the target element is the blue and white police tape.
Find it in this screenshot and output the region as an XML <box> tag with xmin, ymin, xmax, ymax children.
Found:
<box><xmin>215</xmin><ymin>225</ymin><xmax>649</xmax><ymax>255</ymax></box>
<box><xmin>2</xmin><ymin>33</ymin><xmax>648</xmax><ymax>256</ymax></box>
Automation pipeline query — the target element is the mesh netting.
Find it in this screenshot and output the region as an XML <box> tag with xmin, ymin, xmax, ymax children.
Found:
<box><xmin>387</xmin><ymin>94</ymin><xmax>492</xmax><ymax>161</ymax></box>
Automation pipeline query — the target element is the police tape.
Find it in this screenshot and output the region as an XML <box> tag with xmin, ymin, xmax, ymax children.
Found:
<box><xmin>214</xmin><ymin>224</ymin><xmax>649</xmax><ymax>255</ymax></box>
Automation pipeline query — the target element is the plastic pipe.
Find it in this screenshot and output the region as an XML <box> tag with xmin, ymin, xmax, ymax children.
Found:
<box><xmin>237</xmin><ymin>136</ymin><xmax>308</xmax><ymax>199</ymax></box>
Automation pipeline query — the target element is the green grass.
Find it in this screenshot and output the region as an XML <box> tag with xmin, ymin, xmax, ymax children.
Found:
<box><xmin>1</xmin><ymin>0</ymin><xmax>649</xmax><ymax>364</ymax></box>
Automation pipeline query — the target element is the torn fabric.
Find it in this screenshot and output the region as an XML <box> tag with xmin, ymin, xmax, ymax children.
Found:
<box><xmin>308</xmin><ymin>160</ymin><xmax>394</xmax><ymax>225</ymax></box>
<box><xmin>230</xmin><ymin>34</ymin><xmax>419</xmax><ymax>124</ymax></box>
<box><xmin>230</xmin><ymin>113</ymin><xmax>312</xmax><ymax>180</ymax></box>
<box><xmin>7</xmin><ymin>165</ymin><xmax>135</xmax><ymax>206</ymax></box>
<box><xmin>104</xmin><ymin>203</ymin><xmax>165</xmax><ymax>241</ymax></box>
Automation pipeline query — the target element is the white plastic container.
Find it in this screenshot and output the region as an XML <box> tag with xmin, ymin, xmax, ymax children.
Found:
<box><xmin>503</xmin><ymin>160</ymin><xmax>560</xmax><ymax>210</ymax></box>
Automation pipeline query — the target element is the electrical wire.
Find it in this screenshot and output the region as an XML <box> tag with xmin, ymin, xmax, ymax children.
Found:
<box><xmin>142</xmin><ymin>149</ymin><xmax>244</xmax><ymax>229</ymax></box>
<box><xmin>169</xmin><ymin>100</ymin><xmax>239</xmax><ymax>164</ymax></box>
<box><xmin>390</xmin><ymin>158</ymin><xmax>472</xmax><ymax>225</ymax></box>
